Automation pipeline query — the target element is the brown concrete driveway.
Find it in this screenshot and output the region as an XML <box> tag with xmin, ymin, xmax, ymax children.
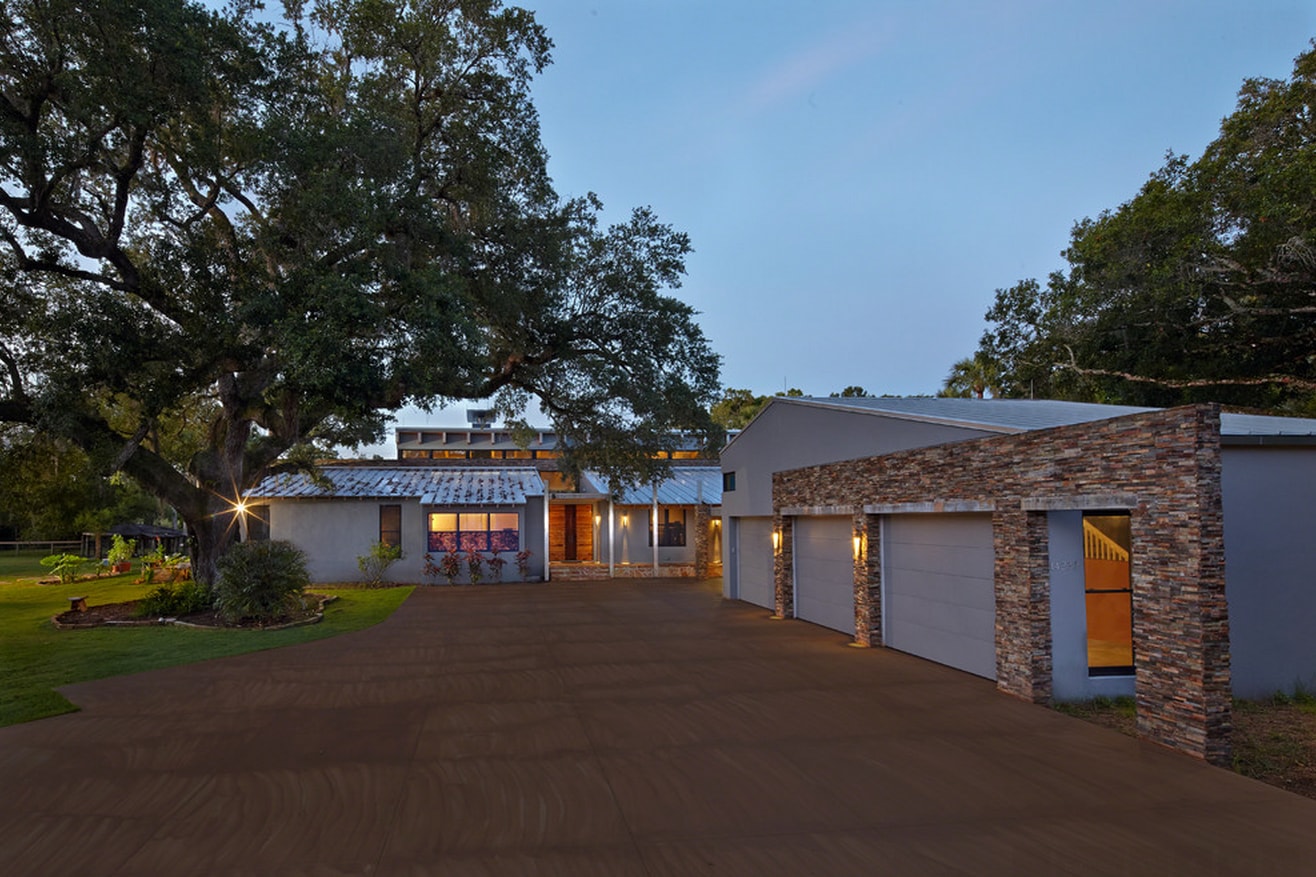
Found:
<box><xmin>2</xmin><ymin>578</ymin><xmax>1313</xmax><ymax>876</ymax></box>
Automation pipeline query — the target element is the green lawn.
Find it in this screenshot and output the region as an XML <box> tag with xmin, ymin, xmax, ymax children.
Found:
<box><xmin>0</xmin><ymin>571</ymin><xmax>413</xmax><ymax>727</ymax></box>
<box><xmin>0</xmin><ymin>549</ymin><xmax>63</xmax><ymax>580</ymax></box>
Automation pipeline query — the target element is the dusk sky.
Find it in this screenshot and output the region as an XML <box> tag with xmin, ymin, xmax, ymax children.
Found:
<box><xmin>375</xmin><ymin>0</ymin><xmax>1313</xmax><ymax>444</ymax></box>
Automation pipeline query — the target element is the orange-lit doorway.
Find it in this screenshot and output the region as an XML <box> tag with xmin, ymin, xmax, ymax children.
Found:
<box><xmin>1084</xmin><ymin>513</ymin><xmax>1133</xmax><ymax>675</ymax></box>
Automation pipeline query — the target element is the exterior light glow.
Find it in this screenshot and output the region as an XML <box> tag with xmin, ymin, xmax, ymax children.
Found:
<box><xmin>772</xmin><ymin>529</ymin><xmax>781</xmax><ymax>553</ymax></box>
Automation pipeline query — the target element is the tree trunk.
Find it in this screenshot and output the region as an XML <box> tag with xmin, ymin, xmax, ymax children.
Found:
<box><xmin>187</xmin><ymin>507</ymin><xmax>239</xmax><ymax>587</ymax></box>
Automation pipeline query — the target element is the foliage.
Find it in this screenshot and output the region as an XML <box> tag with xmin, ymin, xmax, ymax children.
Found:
<box><xmin>710</xmin><ymin>388</ymin><xmax>770</xmax><ymax>430</ymax></box>
<box><xmin>466</xmin><ymin>552</ymin><xmax>484</xmax><ymax>585</ymax></box>
<box><xmin>0</xmin><ymin>571</ymin><xmax>412</xmax><ymax>727</ymax></box>
<box><xmin>138</xmin><ymin>579</ymin><xmax>213</xmax><ymax>618</ymax></box>
<box><xmin>107</xmin><ymin>534</ymin><xmax>136</xmax><ymax>567</ymax></box>
<box><xmin>938</xmin><ymin>353</ymin><xmax>1001</xmax><ymax>399</ymax></box>
<box><xmin>422</xmin><ymin>553</ymin><xmax>442</xmax><ymax>585</ymax></box>
<box><xmin>0</xmin><ymin>427</ymin><xmax>157</xmax><ymax>540</ymax></box>
<box><xmin>213</xmin><ymin>541</ymin><xmax>310</xmax><ymax>623</ymax></box>
<box><xmin>0</xmin><ymin>0</ymin><xmax>720</xmax><ymax>586</ymax></box>
<box><xmin>959</xmin><ymin>42</ymin><xmax>1316</xmax><ymax>413</ymax></box>
<box><xmin>356</xmin><ymin>541</ymin><xmax>403</xmax><ymax>587</ymax></box>
<box><xmin>439</xmin><ymin>551</ymin><xmax>462</xmax><ymax>585</ymax></box>
<box><xmin>829</xmin><ymin>386</ymin><xmax>870</xmax><ymax>398</ymax></box>
<box><xmin>515</xmin><ymin>548</ymin><xmax>533</xmax><ymax>580</ymax></box>
<box><xmin>40</xmin><ymin>553</ymin><xmax>89</xmax><ymax>584</ymax></box>
<box><xmin>486</xmin><ymin>552</ymin><xmax>506</xmax><ymax>583</ymax></box>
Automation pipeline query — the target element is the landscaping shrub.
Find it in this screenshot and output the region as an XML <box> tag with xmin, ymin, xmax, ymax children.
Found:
<box><xmin>138</xmin><ymin>579</ymin><xmax>213</xmax><ymax>618</ymax></box>
<box><xmin>356</xmin><ymin>541</ymin><xmax>403</xmax><ymax>586</ymax></box>
<box><xmin>40</xmin><ymin>553</ymin><xmax>90</xmax><ymax>584</ymax></box>
<box><xmin>214</xmin><ymin>540</ymin><xmax>310</xmax><ymax>622</ymax></box>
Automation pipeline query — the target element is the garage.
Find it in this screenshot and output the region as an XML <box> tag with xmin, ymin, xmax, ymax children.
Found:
<box><xmin>734</xmin><ymin>517</ymin><xmax>776</xmax><ymax>609</ymax></box>
<box><xmin>793</xmin><ymin>516</ymin><xmax>855</xmax><ymax>634</ymax></box>
<box><xmin>883</xmin><ymin>514</ymin><xmax>996</xmax><ymax>679</ymax></box>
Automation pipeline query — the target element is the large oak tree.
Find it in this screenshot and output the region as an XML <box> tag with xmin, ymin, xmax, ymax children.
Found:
<box><xmin>956</xmin><ymin>42</ymin><xmax>1316</xmax><ymax>414</ymax></box>
<box><xmin>0</xmin><ymin>0</ymin><xmax>720</xmax><ymax>582</ymax></box>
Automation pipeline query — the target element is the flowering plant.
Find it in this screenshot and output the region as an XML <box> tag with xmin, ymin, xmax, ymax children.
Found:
<box><xmin>486</xmin><ymin>552</ymin><xmax>507</xmax><ymax>583</ymax></box>
<box><xmin>515</xmin><ymin>548</ymin><xmax>532</xmax><ymax>580</ymax></box>
<box><xmin>466</xmin><ymin>551</ymin><xmax>484</xmax><ymax>585</ymax></box>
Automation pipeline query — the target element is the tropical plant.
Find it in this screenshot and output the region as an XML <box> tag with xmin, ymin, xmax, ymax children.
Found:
<box><xmin>466</xmin><ymin>552</ymin><xmax>484</xmax><ymax>586</ymax></box>
<box><xmin>106</xmin><ymin>534</ymin><xmax>136</xmax><ymax>569</ymax></box>
<box><xmin>439</xmin><ymin>551</ymin><xmax>462</xmax><ymax>586</ymax></box>
<box><xmin>40</xmin><ymin>553</ymin><xmax>89</xmax><ymax>584</ymax></box>
<box><xmin>515</xmin><ymin>549</ymin><xmax>533</xmax><ymax>581</ymax></box>
<box><xmin>357</xmin><ymin>541</ymin><xmax>403</xmax><ymax>587</ymax></box>
<box><xmin>213</xmin><ymin>541</ymin><xmax>310</xmax><ymax>623</ymax></box>
<box><xmin>486</xmin><ymin>552</ymin><xmax>507</xmax><ymax>583</ymax></box>
<box><xmin>138</xmin><ymin>579</ymin><xmax>212</xmax><ymax>618</ymax></box>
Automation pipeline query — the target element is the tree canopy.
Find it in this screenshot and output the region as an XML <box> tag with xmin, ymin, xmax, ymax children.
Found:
<box><xmin>955</xmin><ymin>41</ymin><xmax>1316</xmax><ymax>414</ymax></box>
<box><xmin>0</xmin><ymin>0</ymin><xmax>720</xmax><ymax>581</ymax></box>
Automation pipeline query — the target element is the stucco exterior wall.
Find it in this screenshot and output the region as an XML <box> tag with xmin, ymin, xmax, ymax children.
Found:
<box><xmin>773</xmin><ymin>405</ymin><xmax>1230</xmax><ymax>764</ymax></box>
<box><xmin>268</xmin><ymin>498</ymin><xmax>546</xmax><ymax>583</ymax></box>
<box><xmin>720</xmin><ymin>400</ymin><xmax>992</xmax><ymax>599</ymax></box>
<box><xmin>1222</xmin><ymin>445</ymin><xmax>1316</xmax><ymax>697</ymax></box>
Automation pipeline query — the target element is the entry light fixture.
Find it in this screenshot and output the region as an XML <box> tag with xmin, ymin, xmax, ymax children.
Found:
<box><xmin>771</xmin><ymin>529</ymin><xmax>781</xmax><ymax>553</ymax></box>
<box><xmin>853</xmin><ymin>533</ymin><xmax>865</xmax><ymax>559</ymax></box>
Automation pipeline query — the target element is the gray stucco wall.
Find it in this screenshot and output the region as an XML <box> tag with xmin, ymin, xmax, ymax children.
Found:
<box><xmin>720</xmin><ymin>400</ymin><xmax>991</xmax><ymax>598</ymax></box>
<box><xmin>268</xmin><ymin>498</ymin><xmax>546</xmax><ymax>584</ymax></box>
<box><xmin>1048</xmin><ymin>511</ymin><xmax>1135</xmax><ymax>701</ymax></box>
<box><xmin>720</xmin><ymin>401</ymin><xmax>992</xmax><ymax>521</ymax></box>
<box><xmin>1222</xmin><ymin>446</ymin><xmax>1316</xmax><ymax>697</ymax></box>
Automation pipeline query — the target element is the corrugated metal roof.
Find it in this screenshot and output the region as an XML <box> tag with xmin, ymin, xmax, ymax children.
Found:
<box><xmin>247</xmin><ymin>467</ymin><xmax>545</xmax><ymax>506</ymax></box>
<box><xmin>594</xmin><ymin>467</ymin><xmax>723</xmax><ymax>506</ymax></box>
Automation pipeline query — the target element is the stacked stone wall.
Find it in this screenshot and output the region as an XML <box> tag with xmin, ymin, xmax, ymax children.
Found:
<box><xmin>772</xmin><ymin>405</ymin><xmax>1229</xmax><ymax>764</ymax></box>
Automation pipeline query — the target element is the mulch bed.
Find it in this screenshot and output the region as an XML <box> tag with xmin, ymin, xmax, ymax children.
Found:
<box><xmin>53</xmin><ymin>595</ymin><xmax>335</xmax><ymax>631</ymax></box>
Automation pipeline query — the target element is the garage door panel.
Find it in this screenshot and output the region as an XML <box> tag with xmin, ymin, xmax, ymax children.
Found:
<box><xmin>736</xmin><ymin>517</ymin><xmax>775</xmax><ymax>609</ymax></box>
<box><xmin>885</xmin><ymin>514</ymin><xmax>996</xmax><ymax>679</ymax></box>
<box><xmin>890</xmin><ymin>544</ymin><xmax>995</xmax><ymax>575</ymax></box>
<box><xmin>888</xmin><ymin>570</ymin><xmax>996</xmax><ymax>612</ymax></box>
<box><xmin>888</xmin><ymin>619</ymin><xmax>996</xmax><ymax>675</ymax></box>
<box><xmin>795</xmin><ymin>516</ymin><xmax>854</xmax><ymax>635</ymax></box>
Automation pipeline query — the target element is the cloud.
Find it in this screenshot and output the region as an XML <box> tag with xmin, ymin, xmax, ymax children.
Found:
<box><xmin>741</xmin><ymin>20</ymin><xmax>892</xmax><ymax>116</ymax></box>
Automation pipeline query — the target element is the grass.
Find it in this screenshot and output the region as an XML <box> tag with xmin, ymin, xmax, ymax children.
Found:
<box><xmin>1057</xmin><ymin>693</ymin><xmax>1316</xmax><ymax>801</ymax></box>
<box><xmin>0</xmin><ymin>569</ymin><xmax>413</xmax><ymax>727</ymax></box>
<box><xmin>0</xmin><ymin>549</ymin><xmax>66</xmax><ymax>580</ymax></box>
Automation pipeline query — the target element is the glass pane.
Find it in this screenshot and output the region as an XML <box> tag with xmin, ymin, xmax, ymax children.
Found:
<box><xmin>428</xmin><ymin>531</ymin><xmax>457</xmax><ymax>552</ymax></box>
<box><xmin>489</xmin><ymin>513</ymin><xmax>518</xmax><ymax>532</ymax></box>
<box><xmin>429</xmin><ymin>513</ymin><xmax>457</xmax><ymax>531</ymax></box>
<box><xmin>459</xmin><ymin>513</ymin><xmax>487</xmax><ymax>532</ymax></box>
<box><xmin>459</xmin><ymin>531</ymin><xmax>487</xmax><ymax>552</ymax></box>
<box><xmin>1086</xmin><ymin>591</ymin><xmax>1133</xmax><ymax>668</ymax></box>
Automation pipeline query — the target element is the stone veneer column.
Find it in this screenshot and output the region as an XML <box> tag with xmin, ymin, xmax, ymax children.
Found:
<box><xmin>693</xmin><ymin>504</ymin><xmax>711</xmax><ymax>578</ymax></box>
<box><xmin>991</xmin><ymin>508</ymin><xmax>1052</xmax><ymax>702</ymax></box>
<box><xmin>773</xmin><ymin>514</ymin><xmax>794</xmax><ymax>619</ymax></box>
<box><xmin>853</xmin><ymin>513</ymin><xmax>882</xmax><ymax>646</ymax></box>
<box><xmin>1133</xmin><ymin>406</ymin><xmax>1231</xmax><ymax>765</ymax></box>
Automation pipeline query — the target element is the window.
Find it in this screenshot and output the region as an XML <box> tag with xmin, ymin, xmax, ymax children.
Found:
<box><xmin>649</xmin><ymin>507</ymin><xmax>687</xmax><ymax>547</ymax></box>
<box><xmin>1084</xmin><ymin>513</ymin><xmax>1133</xmax><ymax>675</ymax></box>
<box><xmin>428</xmin><ymin>512</ymin><xmax>520</xmax><ymax>553</ymax></box>
<box><xmin>379</xmin><ymin>505</ymin><xmax>402</xmax><ymax>547</ymax></box>
<box><xmin>722</xmin><ymin>472</ymin><xmax>736</xmax><ymax>492</ymax></box>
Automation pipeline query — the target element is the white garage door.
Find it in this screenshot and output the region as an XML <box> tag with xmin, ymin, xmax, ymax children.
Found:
<box><xmin>735</xmin><ymin>517</ymin><xmax>776</xmax><ymax>609</ymax></box>
<box><xmin>794</xmin><ymin>516</ymin><xmax>855</xmax><ymax>635</ymax></box>
<box><xmin>884</xmin><ymin>514</ymin><xmax>996</xmax><ymax>679</ymax></box>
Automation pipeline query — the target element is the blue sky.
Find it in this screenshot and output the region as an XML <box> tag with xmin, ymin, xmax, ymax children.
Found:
<box><xmin>372</xmin><ymin>0</ymin><xmax>1312</xmax><ymax>444</ymax></box>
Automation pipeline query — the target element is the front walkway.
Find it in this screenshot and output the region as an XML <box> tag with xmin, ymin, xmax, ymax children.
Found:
<box><xmin>1</xmin><ymin>579</ymin><xmax>1312</xmax><ymax>875</ymax></box>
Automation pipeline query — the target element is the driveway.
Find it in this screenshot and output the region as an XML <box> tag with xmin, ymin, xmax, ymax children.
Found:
<box><xmin>1</xmin><ymin>579</ymin><xmax>1312</xmax><ymax>876</ymax></box>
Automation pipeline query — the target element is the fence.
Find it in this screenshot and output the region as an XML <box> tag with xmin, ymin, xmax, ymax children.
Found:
<box><xmin>0</xmin><ymin>540</ymin><xmax>82</xmax><ymax>556</ymax></box>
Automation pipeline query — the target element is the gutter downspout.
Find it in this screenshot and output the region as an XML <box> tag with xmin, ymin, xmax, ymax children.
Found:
<box><xmin>543</xmin><ymin>493</ymin><xmax>551</xmax><ymax>582</ymax></box>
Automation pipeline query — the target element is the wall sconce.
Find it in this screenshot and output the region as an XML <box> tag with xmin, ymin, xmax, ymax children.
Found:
<box><xmin>594</xmin><ymin>514</ymin><xmax>602</xmax><ymax>526</ymax></box>
<box><xmin>853</xmin><ymin>533</ymin><xmax>864</xmax><ymax>559</ymax></box>
<box><xmin>621</xmin><ymin>513</ymin><xmax>629</xmax><ymax>526</ymax></box>
<box><xmin>771</xmin><ymin>529</ymin><xmax>781</xmax><ymax>553</ymax></box>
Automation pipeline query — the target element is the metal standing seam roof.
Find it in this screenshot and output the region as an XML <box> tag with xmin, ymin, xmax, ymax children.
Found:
<box><xmin>591</xmin><ymin>467</ymin><xmax>723</xmax><ymax>506</ymax></box>
<box><xmin>246</xmin><ymin>467</ymin><xmax>545</xmax><ymax>506</ymax></box>
<box><xmin>726</xmin><ymin>396</ymin><xmax>1316</xmax><ymax>443</ymax></box>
